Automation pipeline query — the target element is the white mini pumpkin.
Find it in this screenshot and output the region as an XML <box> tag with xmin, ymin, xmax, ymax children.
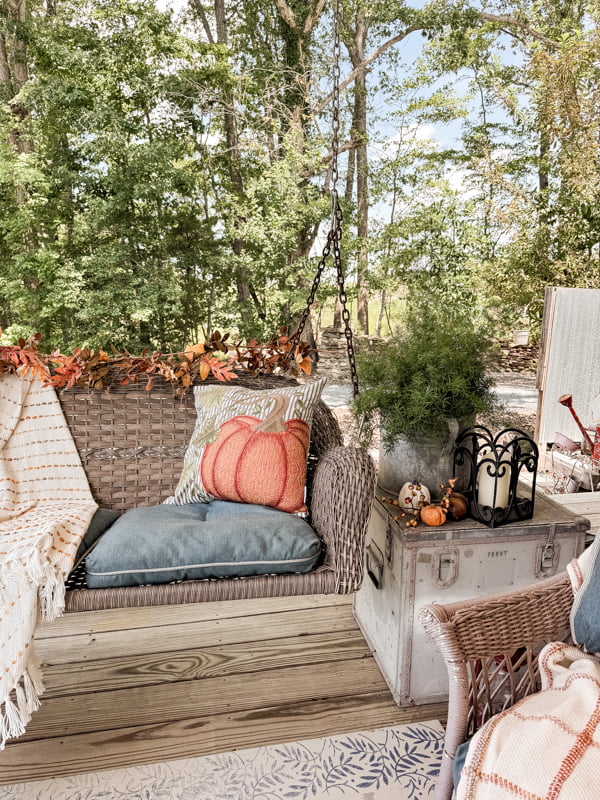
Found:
<box><xmin>398</xmin><ymin>481</ymin><xmax>431</xmax><ymax>511</ymax></box>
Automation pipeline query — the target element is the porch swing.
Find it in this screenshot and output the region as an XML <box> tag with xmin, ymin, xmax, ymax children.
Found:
<box><xmin>60</xmin><ymin>0</ymin><xmax>375</xmax><ymax>614</ymax></box>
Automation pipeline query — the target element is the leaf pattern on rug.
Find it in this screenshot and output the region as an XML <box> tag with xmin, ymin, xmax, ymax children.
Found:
<box><xmin>0</xmin><ymin>723</ymin><xmax>443</xmax><ymax>800</ymax></box>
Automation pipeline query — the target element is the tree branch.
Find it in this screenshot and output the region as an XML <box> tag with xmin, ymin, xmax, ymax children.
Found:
<box><xmin>479</xmin><ymin>13</ymin><xmax>558</xmax><ymax>49</ymax></box>
<box><xmin>301</xmin><ymin>139</ymin><xmax>361</xmax><ymax>177</ymax></box>
<box><xmin>0</xmin><ymin>33</ymin><xmax>14</xmax><ymax>97</ymax></box>
<box><xmin>7</xmin><ymin>0</ymin><xmax>27</xmax><ymax>21</ymax></box>
<box><xmin>274</xmin><ymin>0</ymin><xmax>297</xmax><ymax>29</ymax></box>
<box><xmin>303</xmin><ymin>0</ymin><xmax>327</xmax><ymax>35</ymax></box>
<box><xmin>189</xmin><ymin>0</ymin><xmax>215</xmax><ymax>45</ymax></box>
<box><xmin>313</xmin><ymin>25</ymin><xmax>422</xmax><ymax>116</ymax></box>
<box><xmin>312</xmin><ymin>11</ymin><xmax>557</xmax><ymax>119</ymax></box>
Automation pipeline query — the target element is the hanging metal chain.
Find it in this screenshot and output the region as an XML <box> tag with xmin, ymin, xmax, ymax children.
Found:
<box><xmin>331</xmin><ymin>196</ymin><xmax>360</xmax><ymax>398</ymax></box>
<box><xmin>288</xmin><ymin>0</ymin><xmax>360</xmax><ymax>398</ymax></box>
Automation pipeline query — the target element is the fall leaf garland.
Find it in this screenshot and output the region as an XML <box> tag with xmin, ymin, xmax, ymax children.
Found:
<box><xmin>0</xmin><ymin>329</ymin><xmax>313</xmax><ymax>394</ymax></box>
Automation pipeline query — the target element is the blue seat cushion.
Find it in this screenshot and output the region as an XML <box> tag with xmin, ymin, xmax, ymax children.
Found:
<box><xmin>85</xmin><ymin>501</ymin><xmax>323</xmax><ymax>588</ymax></box>
<box><xmin>76</xmin><ymin>508</ymin><xmax>120</xmax><ymax>562</ymax></box>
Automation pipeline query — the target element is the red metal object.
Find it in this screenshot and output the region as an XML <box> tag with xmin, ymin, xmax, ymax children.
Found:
<box><xmin>557</xmin><ymin>394</ymin><xmax>595</xmax><ymax>452</ymax></box>
<box><xmin>593</xmin><ymin>424</ymin><xmax>600</xmax><ymax>463</ymax></box>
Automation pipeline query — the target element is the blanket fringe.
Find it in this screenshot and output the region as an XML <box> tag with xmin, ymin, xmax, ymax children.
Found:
<box><xmin>23</xmin><ymin>659</ymin><xmax>44</xmax><ymax>712</ymax></box>
<box><xmin>0</xmin><ymin>661</ymin><xmax>44</xmax><ymax>750</ymax></box>
<box><xmin>39</xmin><ymin>571</ymin><xmax>66</xmax><ymax>622</ymax></box>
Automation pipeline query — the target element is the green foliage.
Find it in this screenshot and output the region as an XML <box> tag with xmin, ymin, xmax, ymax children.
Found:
<box><xmin>1</xmin><ymin>0</ymin><xmax>599</xmax><ymax>352</ymax></box>
<box><xmin>354</xmin><ymin>304</ymin><xmax>497</xmax><ymax>446</ymax></box>
<box><xmin>0</xmin><ymin>0</ymin><xmax>333</xmax><ymax>350</ymax></box>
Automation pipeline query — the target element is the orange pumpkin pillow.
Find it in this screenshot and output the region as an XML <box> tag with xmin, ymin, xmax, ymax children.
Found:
<box><xmin>165</xmin><ymin>380</ymin><xmax>326</xmax><ymax>513</ymax></box>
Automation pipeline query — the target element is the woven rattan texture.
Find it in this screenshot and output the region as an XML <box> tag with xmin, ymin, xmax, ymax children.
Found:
<box><xmin>58</xmin><ymin>374</ymin><xmax>342</xmax><ymax>512</ymax></box>
<box><xmin>419</xmin><ymin>572</ymin><xmax>573</xmax><ymax>800</ymax></box>
<box><xmin>438</xmin><ymin>573</ymin><xmax>572</xmax><ymax>662</ymax></box>
<box><xmin>65</xmin><ymin>565</ymin><xmax>336</xmax><ymax>611</ymax></box>
<box><xmin>311</xmin><ymin>446</ymin><xmax>376</xmax><ymax>593</ymax></box>
<box><xmin>57</xmin><ymin>374</ymin><xmax>377</xmax><ymax>612</ymax></box>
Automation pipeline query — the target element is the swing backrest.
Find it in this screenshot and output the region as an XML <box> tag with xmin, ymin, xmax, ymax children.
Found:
<box><xmin>59</xmin><ymin>374</ymin><xmax>342</xmax><ymax>513</ymax></box>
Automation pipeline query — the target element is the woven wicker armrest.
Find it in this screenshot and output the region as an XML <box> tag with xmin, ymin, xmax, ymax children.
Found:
<box><xmin>418</xmin><ymin>572</ymin><xmax>574</xmax><ymax>800</ymax></box>
<box><xmin>310</xmin><ymin>445</ymin><xmax>376</xmax><ymax>594</ymax></box>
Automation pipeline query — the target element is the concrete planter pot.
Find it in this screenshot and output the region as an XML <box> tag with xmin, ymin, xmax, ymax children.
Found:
<box><xmin>378</xmin><ymin>419</ymin><xmax>462</xmax><ymax>500</ymax></box>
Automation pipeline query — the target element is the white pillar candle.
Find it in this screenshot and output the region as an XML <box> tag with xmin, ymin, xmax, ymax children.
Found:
<box><xmin>476</xmin><ymin>448</ymin><xmax>511</xmax><ymax>509</ymax></box>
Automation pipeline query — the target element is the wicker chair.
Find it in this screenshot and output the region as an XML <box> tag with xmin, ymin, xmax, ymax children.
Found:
<box><xmin>419</xmin><ymin>571</ymin><xmax>574</xmax><ymax>800</ymax></box>
<box><xmin>59</xmin><ymin>373</ymin><xmax>375</xmax><ymax>612</ymax></box>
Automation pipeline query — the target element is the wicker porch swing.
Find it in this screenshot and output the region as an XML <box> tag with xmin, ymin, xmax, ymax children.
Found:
<box><xmin>61</xmin><ymin>0</ymin><xmax>375</xmax><ymax>614</ymax></box>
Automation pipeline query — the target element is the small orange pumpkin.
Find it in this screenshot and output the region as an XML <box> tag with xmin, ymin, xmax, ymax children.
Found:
<box><xmin>201</xmin><ymin>393</ymin><xmax>310</xmax><ymax>513</ymax></box>
<box><xmin>420</xmin><ymin>503</ymin><xmax>447</xmax><ymax>527</ymax></box>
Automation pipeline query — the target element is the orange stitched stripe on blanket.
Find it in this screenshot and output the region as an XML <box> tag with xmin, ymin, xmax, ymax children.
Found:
<box><xmin>539</xmin><ymin>642</ymin><xmax>566</xmax><ymax>686</ymax></box>
<box><xmin>2</xmin><ymin>462</ymin><xmax>86</xmax><ymax>473</ymax></box>
<box><xmin>511</xmin><ymin>708</ymin><xmax>600</xmax><ymax>746</ymax></box>
<box><xmin>2</xmin><ymin>450</ymin><xmax>83</xmax><ymax>461</ymax></box>
<box><xmin>547</xmin><ymin>696</ymin><xmax>600</xmax><ymax>799</ymax></box>
<box><xmin>468</xmin><ymin>771</ymin><xmax>545</xmax><ymax>800</ymax></box>
<box><xmin>10</xmin><ymin>424</ymin><xmax>76</xmax><ymax>437</ymax></box>
<box><xmin>0</xmin><ymin>481</ymin><xmax>90</xmax><ymax>491</ymax></box>
<box><xmin>17</xmin><ymin>413</ymin><xmax>65</xmax><ymax>420</ymax></box>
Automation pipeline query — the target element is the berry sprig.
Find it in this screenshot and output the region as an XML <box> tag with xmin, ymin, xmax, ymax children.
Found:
<box><xmin>439</xmin><ymin>478</ymin><xmax>468</xmax><ymax>520</ymax></box>
<box><xmin>380</xmin><ymin>489</ymin><xmax>425</xmax><ymax>527</ymax></box>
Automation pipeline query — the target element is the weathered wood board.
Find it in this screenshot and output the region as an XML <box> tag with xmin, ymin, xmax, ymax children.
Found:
<box><xmin>536</xmin><ymin>287</ymin><xmax>600</xmax><ymax>447</ymax></box>
<box><xmin>0</xmin><ymin>594</ymin><xmax>447</xmax><ymax>785</ymax></box>
<box><xmin>548</xmin><ymin>491</ymin><xmax>600</xmax><ymax>535</ymax></box>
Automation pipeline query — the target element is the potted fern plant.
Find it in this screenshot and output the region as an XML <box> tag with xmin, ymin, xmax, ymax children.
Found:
<box><xmin>354</xmin><ymin>305</ymin><xmax>497</xmax><ymax>498</ymax></box>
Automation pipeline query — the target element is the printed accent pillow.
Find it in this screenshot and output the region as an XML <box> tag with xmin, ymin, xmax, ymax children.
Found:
<box><xmin>165</xmin><ymin>379</ymin><xmax>326</xmax><ymax>513</ymax></box>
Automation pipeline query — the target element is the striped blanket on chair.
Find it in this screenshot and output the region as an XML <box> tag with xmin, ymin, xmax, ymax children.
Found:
<box><xmin>0</xmin><ymin>373</ymin><xmax>96</xmax><ymax>748</ymax></box>
<box><xmin>456</xmin><ymin>542</ymin><xmax>600</xmax><ymax>798</ymax></box>
<box><xmin>456</xmin><ymin>642</ymin><xmax>600</xmax><ymax>799</ymax></box>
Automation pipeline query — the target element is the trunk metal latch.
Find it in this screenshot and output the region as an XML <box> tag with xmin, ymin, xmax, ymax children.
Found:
<box><xmin>536</xmin><ymin>523</ymin><xmax>560</xmax><ymax>577</ymax></box>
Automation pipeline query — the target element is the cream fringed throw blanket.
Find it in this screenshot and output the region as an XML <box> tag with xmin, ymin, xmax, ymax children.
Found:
<box><xmin>456</xmin><ymin>642</ymin><xmax>600</xmax><ymax>799</ymax></box>
<box><xmin>0</xmin><ymin>373</ymin><xmax>97</xmax><ymax>748</ymax></box>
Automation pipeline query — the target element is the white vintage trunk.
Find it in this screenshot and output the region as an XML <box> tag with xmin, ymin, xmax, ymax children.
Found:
<box><xmin>354</xmin><ymin>492</ymin><xmax>587</xmax><ymax>707</ymax></box>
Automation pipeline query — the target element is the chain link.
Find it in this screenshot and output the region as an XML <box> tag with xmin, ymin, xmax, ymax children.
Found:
<box><xmin>288</xmin><ymin>0</ymin><xmax>360</xmax><ymax>398</ymax></box>
<box><xmin>331</xmin><ymin>194</ymin><xmax>360</xmax><ymax>398</ymax></box>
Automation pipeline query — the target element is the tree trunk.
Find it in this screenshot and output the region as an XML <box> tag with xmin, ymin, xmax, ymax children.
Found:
<box><xmin>272</xmin><ymin>0</ymin><xmax>331</xmax><ymax>344</ymax></box>
<box><xmin>354</xmin><ymin>72</ymin><xmax>369</xmax><ymax>334</ymax></box>
<box><xmin>375</xmin><ymin>289</ymin><xmax>386</xmax><ymax>336</ymax></box>
<box><xmin>213</xmin><ymin>0</ymin><xmax>253</xmax><ymax>325</ymax></box>
<box><xmin>539</xmin><ymin>130</ymin><xmax>549</xmax><ymax>195</ymax></box>
<box><xmin>345</xmin><ymin>143</ymin><xmax>356</xmax><ymax>203</ymax></box>
<box><xmin>2</xmin><ymin>1</ymin><xmax>32</xmax><ymax>156</ymax></box>
<box><xmin>344</xmin><ymin>8</ymin><xmax>370</xmax><ymax>334</ymax></box>
<box><xmin>0</xmin><ymin>33</ymin><xmax>13</xmax><ymax>97</ymax></box>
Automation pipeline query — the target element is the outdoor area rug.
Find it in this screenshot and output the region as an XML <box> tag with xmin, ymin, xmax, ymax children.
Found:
<box><xmin>1</xmin><ymin>721</ymin><xmax>444</xmax><ymax>800</ymax></box>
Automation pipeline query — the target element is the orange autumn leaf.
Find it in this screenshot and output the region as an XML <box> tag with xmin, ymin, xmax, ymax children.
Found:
<box><xmin>184</xmin><ymin>343</ymin><xmax>206</xmax><ymax>357</ymax></box>
<box><xmin>297</xmin><ymin>357</ymin><xmax>313</xmax><ymax>375</ymax></box>
<box><xmin>206</xmin><ymin>357</ymin><xmax>236</xmax><ymax>382</ymax></box>
<box><xmin>1</xmin><ymin>331</ymin><xmax>311</xmax><ymax>393</ymax></box>
<box><xmin>199</xmin><ymin>360</ymin><xmax>211</xmax><ymax>380</ymax></box>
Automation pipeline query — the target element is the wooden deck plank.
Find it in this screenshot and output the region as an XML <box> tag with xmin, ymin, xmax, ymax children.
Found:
<box><xmin>36</xmin><ymin>594</ymin><xmax>352</xmax><ymax>640</ymax></box>
<box><xmin>548</xmin><ymin>491</ymin><xmax>600</xmax><ymax>532</ymax></box>
<box><xmin>548</xmin><ymin>491</ymin><xmax>600</xmax><ymax>508</ymax></box>
<box><xmin>42</xmin><ymin>630</ymin><xmax>372</xmax><ymax>697</ymax></box>
<box><xmin>35</xmin><ymin>605</ymin><xmax>358</xmax><ymax>665</ymax></box>
<box><xmin>6</xmin><ymin>593</ymin><xmax>450</xmax><ymax>785</ymax></box>
<box><xmin>22</xmin><ymin>658</ymin><xmax>388</xmax><ymax>741</ymax></box>
<box><xmin>0</xmin><ymin>694</ymin><xmax>448</xmax><ymax>786</ymax></box>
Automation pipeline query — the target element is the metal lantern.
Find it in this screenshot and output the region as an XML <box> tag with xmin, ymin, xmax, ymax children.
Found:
<box><xmin>453</xmin><ymin>426</ymin><xmax>538</xmax><ymax>528</ymax></box>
